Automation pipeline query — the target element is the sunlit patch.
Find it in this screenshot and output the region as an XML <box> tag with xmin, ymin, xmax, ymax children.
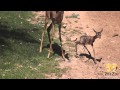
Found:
<box><xmin>15</xmin><ymin>64</ymin><xmax>23</xmax><ymax>68</ymax></box>
<box><xmin>28</xmin><ymin>66</ymin><xmax>38</xmax><ymax>70</ymax></box>
<box><xmin>4</xmin><ymin>62</ymin><xmax>11</xmax><ymax>65</ymax></box>
<box><xmin>2</xmin><ymin>74</ymin><xmax>5</xmax><ymax>77</ymax></box>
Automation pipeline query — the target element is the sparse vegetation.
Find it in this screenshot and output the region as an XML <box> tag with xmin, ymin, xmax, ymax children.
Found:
<box><xmin>65</xmin><ymin>13</ymin><xmax>79</xmax><ymax>18</ymax></box>
<box><xmin>70</xmin><ymin>29</ymin><xmax>82</xmax><ymax>35</ymax></box>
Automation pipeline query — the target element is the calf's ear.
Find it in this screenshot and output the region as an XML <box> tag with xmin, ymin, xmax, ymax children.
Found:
<box><xmin>100</xmin><ymin>28</ymin><xmax>103</xmax><ymax>33</ymax></box>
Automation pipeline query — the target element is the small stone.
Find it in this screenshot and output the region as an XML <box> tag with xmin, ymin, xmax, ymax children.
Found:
<box><xmin>112</xmin><ymin>34</ymin><xmax>119</xmax><ymax>37</ymax></box>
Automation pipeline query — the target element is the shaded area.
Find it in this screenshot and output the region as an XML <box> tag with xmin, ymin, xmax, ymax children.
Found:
<box><xmin>42</xmin><ymin>43</ymin><xmax>63</xmax><ymax>56</ymax></box>
<box><xmin>43</xmin><ymin>43</ymin><xmax>69</xmax><ymax>60</ymax></box>
<box><xmin>0</xmin><ymin>22</ymin><xmax>39</xmax><ymax>55</ymax></box>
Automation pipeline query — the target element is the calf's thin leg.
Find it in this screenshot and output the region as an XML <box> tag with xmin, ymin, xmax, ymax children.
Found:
<box><xmin>91</xmin><ymin>45</ymin><xmax>96</xmax><ymax>64</ymax></box>
<box><xmin>83</xmin><ymin>45</ymin><xmax>91</xmax><ymax>56</ymax></box>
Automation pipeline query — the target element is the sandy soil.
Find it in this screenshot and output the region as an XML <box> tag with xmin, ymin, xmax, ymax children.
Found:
<box><xmin>32</xmin><ymin>11</ymin><xmax>120</xmax><ymax>79</ymax></box>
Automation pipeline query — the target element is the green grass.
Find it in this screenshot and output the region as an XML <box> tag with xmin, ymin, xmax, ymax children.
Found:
<box><xmin>0</xmin><ymin>11</ymin><xmax>65</xmax><ymax>79</ymax></box>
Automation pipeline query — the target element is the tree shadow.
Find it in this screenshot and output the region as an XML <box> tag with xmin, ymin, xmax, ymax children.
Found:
<box><xmin>43</xmin><ymin>43</ymin><xmax>69</xmax><ymax>60</ymax></box>
<box><xmin>0</xmin><ymin>22</ymin><xmax>39</xmax><ymax>55</ymax></box>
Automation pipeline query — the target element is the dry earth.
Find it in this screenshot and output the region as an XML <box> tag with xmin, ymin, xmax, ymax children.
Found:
<box><xmin>32</xmin><ymin>11</ymin><xmax>120</xmax><ymax>79</ymax></box>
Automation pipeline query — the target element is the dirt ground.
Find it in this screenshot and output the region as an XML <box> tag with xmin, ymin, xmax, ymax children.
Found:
<box><xmin>32</xmin><ymin>11</ymin><xmax>120</xmax><ymax>79</ymax></box>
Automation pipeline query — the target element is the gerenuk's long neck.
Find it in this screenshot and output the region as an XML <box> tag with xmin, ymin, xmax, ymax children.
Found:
<box><xmin>93</xmin><ymin>35</ymin><xmax>98</xmax><ymax>43</ymax></box>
